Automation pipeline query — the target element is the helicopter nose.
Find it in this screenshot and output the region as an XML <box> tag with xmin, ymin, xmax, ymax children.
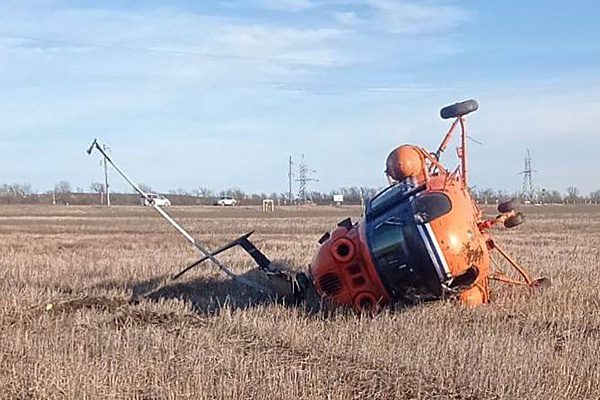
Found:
<box><xmin>385</xmin><ymin>145</ymin><xmax>425</xmax><ymax>182</ymax></box>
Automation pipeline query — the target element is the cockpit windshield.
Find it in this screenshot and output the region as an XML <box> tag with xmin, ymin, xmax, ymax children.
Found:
<box><xmin>369</xmin><ymin>184</ymin><xmax>399</xmax><ymax>211</ymax></box>
<box><xmin>366</xmin><ymin>189</ymin><xmax>450</xmax><ymax>300</ymax></box>
<box><xmin>367</xmin><ymin>182</ymin><xmax>424</xmax><ymax>221</ymax></box>
<box><xmin>370</xmin><ymin>220</ymin><xmax>408</xmax><ymax>272</ymax></box>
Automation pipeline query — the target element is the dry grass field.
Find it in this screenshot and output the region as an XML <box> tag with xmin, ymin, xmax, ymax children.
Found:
<box><xmin>1</xmin><ymin>204</ymin><xmax>599</xmax><ymax>399</ymax></box>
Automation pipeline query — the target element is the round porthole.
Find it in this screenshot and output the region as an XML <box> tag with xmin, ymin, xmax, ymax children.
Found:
<box><xmin>331</xmin><ymin>238</ymin><xmax>355</xmax><ymax>263</ymax></box>
<box><xmin>353</xmin><ymin>292</ymin><xmax>378</xmax><ymax>314</ymax></box>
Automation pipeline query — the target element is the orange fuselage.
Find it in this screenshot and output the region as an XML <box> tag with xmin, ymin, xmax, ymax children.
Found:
<box><xmin>426</xmin><ymin>174</ymin><xmax>490</xmax><ymax>306</ymax></box>
<box><xmin>309</xmin><ymin>149</ymin><xmax>490</xmax><ymax>312</ymax></box>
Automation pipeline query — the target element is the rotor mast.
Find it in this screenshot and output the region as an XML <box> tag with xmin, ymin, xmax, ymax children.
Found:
<box><xmin>459</xmin><ymin>117</ymin><xmax>468</xmax><ymax>185</ymax></box>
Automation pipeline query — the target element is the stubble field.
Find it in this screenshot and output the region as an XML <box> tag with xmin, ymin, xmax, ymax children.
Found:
<box><xmin>1</xmin><ymin>204</ymin><xmax>599</xmax><ymax>399</ymax></box>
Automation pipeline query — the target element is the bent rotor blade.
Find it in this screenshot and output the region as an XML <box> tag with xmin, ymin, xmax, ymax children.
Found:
<box><xmin>86</xmin><ymin>139</ymin><xmax>98</xmax><ymax>155</ymax></box>
<box><xmin>86</xmin><ymin>139</ymin><xmax>269</xmax><ymax>293</ymax></box>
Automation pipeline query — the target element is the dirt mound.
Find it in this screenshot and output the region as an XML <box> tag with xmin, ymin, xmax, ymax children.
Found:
<box><xmin>42</xmin><ymin>295</ymin><xmax>128</xmax><ymax>315</ymax></box>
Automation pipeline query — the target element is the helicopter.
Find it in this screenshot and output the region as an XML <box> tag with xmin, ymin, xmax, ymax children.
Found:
<box><xmin>87</xmin><ymin>99</ymin><xmax>547</xmax><ymax>313</ymax></box>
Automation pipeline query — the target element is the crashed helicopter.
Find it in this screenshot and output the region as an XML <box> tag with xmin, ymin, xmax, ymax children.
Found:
<box><xmin>87</xmin><ymin>99</ymin><xmax>547</xmax><ymax>313</ymax></box>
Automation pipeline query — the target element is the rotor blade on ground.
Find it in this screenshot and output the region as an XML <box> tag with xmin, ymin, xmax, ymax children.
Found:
<box><xmin>172</xmin><ymin>231</ymin><xmax>256</xmax><ymax>280</ymax></box>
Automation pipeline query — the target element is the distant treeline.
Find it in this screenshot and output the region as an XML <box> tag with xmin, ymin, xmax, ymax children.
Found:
<box><xmin>472</xmin><ymin>187</ymin><xmax>600</xmax><ymax>205</ymax></box>
<box><xmin>0</xmin><ymin>182</ymin><xmax>381</xmax><ymax>206</ymax></box>
<box><xmin>1</xmin><ymin>182</ymin><xmax>599</xmax><ymax>206</ymax></box>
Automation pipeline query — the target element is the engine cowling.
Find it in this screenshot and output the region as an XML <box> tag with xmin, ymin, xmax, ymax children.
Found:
<box><xmin>309</xmin><ymin>219</ymin><xmax>389</xmax><ymax>313</ymax></box>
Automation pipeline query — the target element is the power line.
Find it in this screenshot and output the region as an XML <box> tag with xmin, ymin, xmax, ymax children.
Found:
<box><xmin>295</xmin><ymin>154</ymin><xmax>318</xmax><ymax>204</ymax></box>
<box><xmin>519</xmin><ymin>149</ymin><xmax>537</xmax><ymax>202</ymax></box>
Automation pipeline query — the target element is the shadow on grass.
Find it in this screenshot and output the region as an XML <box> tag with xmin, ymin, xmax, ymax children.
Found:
<box><xmin>133</xmin><ymin>275</ymin><xmax>273</xmax><ymax>315</ymax></box>
<box><xmin>90</xmin><ymin>269</ymin><xmax>426</xmax><ymax>318</ymax></box>
<box><xmin>50</xmin><ymin>269</ymin><xmax>413</xmax><ymax>318</ymax></box>
<box><xmin>109</xmin><ymin>268</ymin><xmax>321</xmax><ymax>316</ymax></box>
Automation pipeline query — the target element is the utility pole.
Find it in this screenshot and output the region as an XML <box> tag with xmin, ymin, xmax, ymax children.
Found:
<box><xmin>100</xmin><ymin>144</ymin><xmax>111</xmax><ymax>206</ymax></box>
<box><xmin>288</xmin><ymin>155</ymin><xmax>293</xmax><ymax>205</ymax></box>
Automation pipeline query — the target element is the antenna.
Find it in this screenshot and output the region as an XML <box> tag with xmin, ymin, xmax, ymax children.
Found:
<box><xmin>295</xmin><ymin>154</ymin><xmax>318</xmax><ymax>204</ymax></box>
<box><xmin>519</xmin><ymin>149</ymin><xmax>537</xmax><ymax>202</ymax></box>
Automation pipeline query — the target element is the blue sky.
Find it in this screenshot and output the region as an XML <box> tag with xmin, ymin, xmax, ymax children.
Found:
<box><xmin>1</xmin><ymin>0</ymin><xmax>599</xmax><ymax>195</ymax></box>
